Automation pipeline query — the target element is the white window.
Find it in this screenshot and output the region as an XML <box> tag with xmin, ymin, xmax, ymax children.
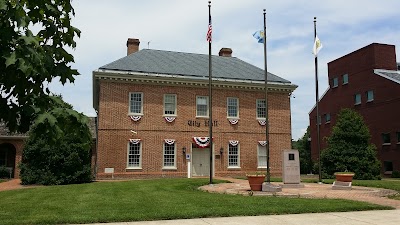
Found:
<box><xmin>256</xmin><ymin>99</ymin><xmax>266</xmax><ymax>119</ymax></box>
<box><xmin>332</xmin><ymin>77</ymin><xmax>338</xmax><ymax>88</ymax></box>
<box><xmin>228</xmin><ymin>144</ymin><xmax>240</xmax><ymax>168</ymax></box>
<box><xmin>354</xmin><ymin>93</ymin><xmax>361</xmax><ymax>105</ymax></box>
<box><xmin>164</xmin><ymin>94</ymin><xmax>177</xmax><ymax>116</ymax></box>
<box><xmin>129</xmin><ymin>92</ymin><xmax>143</xmax><ymax>115</ymax></box>
<box><xmin>366</xmin><ymin>90</ymin><xmax>374</xmax><ymax>102</ymax></box>
<box><xmin>227</xmin><ymin>97</ymin><xmax>239</xmax><ymax>118</ymax></box>
<box><xmin>163</xmin><ymin>142</ymin><xmax>176</xmax><ymax>169</ymax></box>
<box><xmin>196</xmin><ymin>96</ymin><xmax>209</xmax><ymax>117</ymax></box>
<box><xmin>127</xmin><ymin>142</ymin><xmax>141</xmax><ymax>168</ymax></box>
<box><xmin>342</xmin><ymin>74</ymin><xmax>348</xmax><ymax>85</ymax></box>
<box><xmin>257</xmin><ymin>145</ymin><xmax>267</xmax><ymax>168</ymax></box>
<box><xmin>325</xmin><ymin>113</ymin><xmax>331</xmax><ymax>123</ymax></box>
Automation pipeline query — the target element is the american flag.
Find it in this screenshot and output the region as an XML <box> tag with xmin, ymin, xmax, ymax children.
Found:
<box><xmin>206</xmin><ymin>15</ymin><xmax>212</xmax><ymax>42</ymax></box>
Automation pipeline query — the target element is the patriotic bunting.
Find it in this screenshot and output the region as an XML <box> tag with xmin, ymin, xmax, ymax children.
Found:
<box><xmin>164</xmin><ymin>139</ymin><xmax>175</xmax><ymax>145</ymax></box>
<box><xmin>129</xmin><ymin>115</ymin><xmax>142</xmax><ymax>122</ymax></box>
<box><xmin>228</xmin><ymin>118</ymin><xmax>239</xmax><ymax>125</ymax></box>
<box><xmin>164</xmin><ymin>117</ymin><xmax>176</xmax><ymax>123</ymax></box>
<box><xmin>193</xmin><ymin>137</ymin><xmax>211</xmax><ymax>148</ymax></box>
<box><xmin>258</xmin><ymin>141</ymin><xmax>267</xmax><ymax>146</ymax></box>
<box><xmin>229</xmin><ymin>140</ymin><xmax>239</xmax><ymax>146</ymax></box>
<box><xmin>258</xmin><ymin>120</ymin><xmax>266</xmax><ymax>126</ymax></box>
<box><xmin>129</xmin><ymin>139</ymin><xmax>141</xmax><ymax>144</ymax></box>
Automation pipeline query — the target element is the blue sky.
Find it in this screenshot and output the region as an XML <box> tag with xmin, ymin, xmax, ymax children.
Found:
<box><xmin>49</xmin><ymin>0</ymin><xmax>400</xmax><ymax>140</ymax></box>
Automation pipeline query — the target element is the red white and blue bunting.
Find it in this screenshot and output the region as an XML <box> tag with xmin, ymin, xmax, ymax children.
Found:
<box><xmin>129</xmin><ymin>139</ymin><xmax>141</xmax><ymax>144</ymax></box>
<box><xmin>192</xmin><ymin>137</ymin><xmax>211</xmax><ymax>148</ymax></box>
<box><xmin>258</xmin><ymin>141</ymin><xmax>267</xmax><ymax>146</ymax></box>
<box><xmin>164</xmin><ymin>117</ymin><xmax>176</xmax><ymax>123</ymax></box>
<box><xmin>258</xmin><ymin>120</ymin><xmax>266</xmax><ymax>126</ymax></box>
<box><xmin>164</xmin><ymin>139</ymin><xmax>175</xmax><ymax>145</ymax></box>
<box><xmin>129</xmin><ymin>115</ymin><xmax>142</xmax><ymax>122</ymax></box>
<box><xmin>228</xmin><ymin>118</ymin><xmax>239</xmax><ymax>125</ymax></box>
<box><xmin>229</xmin><ymin>140</ymin><xmax>239</xmax><ymax>146</ymax></box>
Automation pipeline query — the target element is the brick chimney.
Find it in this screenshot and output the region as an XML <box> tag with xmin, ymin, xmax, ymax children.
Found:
<box><xmin>219</xmin><ymin>48</ymin><xmax>232</xmax><ymax>57</ymax></box>
<box><xmin>127</xmin><ymin>38</ymin><xmax>140</xmax><ymax>55</ymax></box>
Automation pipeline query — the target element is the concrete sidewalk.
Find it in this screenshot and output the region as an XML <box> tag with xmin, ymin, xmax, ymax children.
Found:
<box><xmin>75</xmin><ymin>209</ymin><xmax>400</xmax><ymax>225</ymax></box>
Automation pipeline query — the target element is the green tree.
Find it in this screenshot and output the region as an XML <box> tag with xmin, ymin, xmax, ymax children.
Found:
<box><xmin>294</xmin><ymin>127</ymin><xmax>313</xmax><ymax>174</ymax></box>
<box><xmin>321</xmin><ymin>108</ymin><xmax>381</xmax><ymax>180</ymax></box>
<box><xmin>0</xmin><ymin>0</ymin><xmax>80</xmax><ymax>132</ymax></box>
<box><xmin>19</xmin><ymin>96</ymin><xmax>92</xmax><ymax>185</ymax></box>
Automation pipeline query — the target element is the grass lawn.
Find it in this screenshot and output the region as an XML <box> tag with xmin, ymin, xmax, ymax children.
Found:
<box><xmin>0</xmin><ymin>178</ymin><xmax>391</xmax><ymax>225</ymax></box>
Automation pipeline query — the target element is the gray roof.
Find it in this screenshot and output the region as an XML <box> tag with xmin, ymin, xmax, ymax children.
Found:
<box><xmin>374</xmin><ymin>69</ymin><xmax>400</xmax><ymax>84</ymax></box>
<box><xmin>99</xmin><ymin>49</ymin><xmax>291</xmax><ymax>84</ymax></box>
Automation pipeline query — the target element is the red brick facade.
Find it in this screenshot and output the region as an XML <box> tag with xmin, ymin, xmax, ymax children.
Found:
<box><xmin>95</xmin><ymin>79</ymin><xmax>293</xmax><ymax>179</ymax></box>
<box><xmin>309</xmin><ymin>43</ymin><xmax>400</xmax><ymax>174</ymax></box>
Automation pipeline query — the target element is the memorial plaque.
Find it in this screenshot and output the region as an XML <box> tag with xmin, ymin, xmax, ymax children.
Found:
<box><xmin>104</xmin><ymin>168</ymin><xmax>114</xmax><ymax>173</ymax></box>
<box><xmin>282</xmin><ymin>149</ymin><xmax>304</xmax><ymax>188</ymax></box>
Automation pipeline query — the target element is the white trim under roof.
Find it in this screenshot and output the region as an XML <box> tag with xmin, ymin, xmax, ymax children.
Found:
<box><xmin>308</xmin><ymin>87</ymin><xmax>330</xmax><ymax>115</ymax></box>
<box><xmin>374</xmin><ymin>69</ymin><xmax>400</xmax><ymax>85</ymax></box>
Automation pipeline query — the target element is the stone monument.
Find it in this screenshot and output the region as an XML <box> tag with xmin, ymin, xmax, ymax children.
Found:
<box><xmin>282</xmin><ymin>149</ymin><xmax>304</xmax><ymax>188</ymax></box>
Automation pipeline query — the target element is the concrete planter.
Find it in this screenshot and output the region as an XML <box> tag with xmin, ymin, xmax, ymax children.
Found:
<box><xmin>247</xmin><ymin>175</ymin><xmax>266</xmax><ymax>191</ymax></box>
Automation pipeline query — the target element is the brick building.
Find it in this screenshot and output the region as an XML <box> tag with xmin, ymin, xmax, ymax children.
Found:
<box><xmin>93</xmin><ymin>38</ymin><xmax>297</xmax><ymax>179</ymax></box>
<box><xmin>309</xmin><ymin>43</ymin><xmax>400</xmax><ymax>174</ymax></box>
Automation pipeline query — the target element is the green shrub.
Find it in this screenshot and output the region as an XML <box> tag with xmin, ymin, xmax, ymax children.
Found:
<box><xmin>0</xmin><ymin>166</ymin><xmax>11</xmax><ymax>179</ymax></box>
<box><xmin>19</xmin><ymin>96</ymin><xmax>92</xmax><ymax>185</ymax></box>
<box><xmin>392</xmin><ymin>171</ymin><xmax>400</xmax><ymax>178</ymax></box>
<box><xmin>320</xmin><ymin>109</ymin><xmax>381</xmax><ymax>180</ymax></box>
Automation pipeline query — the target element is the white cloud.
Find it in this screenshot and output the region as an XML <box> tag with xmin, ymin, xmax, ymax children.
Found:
<box><xmin>46</xmin><ymin>0</ymin><xmax>400</xmax><ymax>141</ymax></box>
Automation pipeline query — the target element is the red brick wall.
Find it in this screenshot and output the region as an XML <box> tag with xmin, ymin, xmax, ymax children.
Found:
<box><xmin>0</xmin><ymin>139</ymin><xmax>24</xmax><ymax>178</ymax></box>
<box><xmin>310</xmin><ymin>43</ymin><xmax>400</xmax><ymax>173</ymax></box>
<box><xmin>96</xmin><ymin>80</ymin><xmax>292</xmax><ymax>179</ymax></box>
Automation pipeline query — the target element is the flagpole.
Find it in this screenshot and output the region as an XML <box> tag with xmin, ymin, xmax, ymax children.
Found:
<box><xmin>208</xmin><ymin>1</ymin><xmax>213</xmax><ymax>185</ymax></box>
<box><xmin>314</xmin><ymin>17</ymin><xmax>322</xmax><ymax>183</ymax></box>
<box><xmin>263</xmin><ymin>9</ymin><xmax>271</xmax><ymax>184</ymax></box>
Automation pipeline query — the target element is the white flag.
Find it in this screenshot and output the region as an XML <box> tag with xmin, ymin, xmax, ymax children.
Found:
<box><xmin>313</xmin><ymin>35</ymin><xmax>323</xmax><ymax>56</ymax></box>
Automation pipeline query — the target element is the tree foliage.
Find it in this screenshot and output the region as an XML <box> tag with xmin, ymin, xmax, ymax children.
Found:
<box><xmin>20</xmin><ymin>96</ymin><xmax>92</xmax><ymax>185</ymax></box>
<box><xmin>0</xmin><ymin>0</ymin><xmax>80</xmax><ymax>132</ymax></box>
<box><xmin>321</xmin><ymin>108</ymin><xmax>381</xmax><ymax>180</ymax></box>
<box><xmin>293</xmin><ymin>126</ymin><xmax>313</xmax><ymax>174</ymax></box>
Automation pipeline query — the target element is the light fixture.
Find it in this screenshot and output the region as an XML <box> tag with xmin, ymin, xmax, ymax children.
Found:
<box><xmin>182</xmin><ymin>147</ymin><xmax>186</xmax><ymax>154</ymax></box>
<box><xmin>220</xmin><ymin>147</ymin><xmax>224</xmax><ymax>155</ymax></box>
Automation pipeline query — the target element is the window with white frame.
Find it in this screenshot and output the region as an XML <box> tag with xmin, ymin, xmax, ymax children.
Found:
<box><xmin>332</xmin><ymin>77</ymin><xmax>338</xmax><ymax>88</ymax></box>
<box><xmin>325</xmin><ymin>113</ymin><xmax>331</xmax><ymax>123</ymax></box>
<box><xmin>228</xmin><ymin>143</ymin><xmax>240</xmax><ymax>167</ymax></box>
<box><xmin>129</xmin><ymin>92</ymin><xmax>143</xmax><ymax>114</ymax></box>
<box><xmin>163</xmin><ymin>142</ymin><xmax>176</xmax><ymax>168</ymax></box>
<box><xmin>227</xmin><ymin>97</ymin><xmax>239</xmax><ymax>118</ymax></box>
<box><xmin>354</xmin><ymin>93</ymin><xmax>361</xmax><ymax>105</ymax></box>
<box><xmin>366</xmin><ymin>90</ymin><xmax>374</xmax><ymax>102</ymax></box>
<box><xmin>342</xmin><ymin>74</ymin><xmax>348</xmax><ymax>85</ymax></box>
<box><xmin>164</xmin><ymin>94</ymin><xmax>177</xmax><ymax>116</ymax></box>
<box><xmin>127</xmin><ymin>141</ymin><xmax>141</xmax><ymax>168</ymax></box>
<box><xmin>257</xmin><ymin>145</ymin><xmax>267</xmax><ymax>168</ymax></box>
<box><xmin>256</xmin><ymin>99</ymin><xmax>266</xmax><ymax>119</ymax></box>
<box><xmin>196</xmin><ymin>96</ymin><xmax>209</xmax><ymax>117</ymax></box>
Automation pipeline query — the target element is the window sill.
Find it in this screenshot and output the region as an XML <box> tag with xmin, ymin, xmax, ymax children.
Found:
<box><xmin>384</xmin><ymin>171</ymin><xmax>393</xmax><ymax>175</ymax></box>
<box><xmin>382</xmin><ymin>143</ymin><xmax>391</xmax><ymax>146</ymax></box>
<box><xmin>196</xmin><ymin>116</ymin><xmax>209</xmax><ymax>119</ymax></box>
<box><xmin>342</xmin><ymin>83</ymin><xmax>348</xmax><ymax>85</ymax></box>
<box><xmin>332</xmin><ymin>86</ymin><xmax>338</xmax><ymax>89</ymax></box>
<box><xmin>366</xmin><ymin>100</ymin><xmax>374</xmax><ymax>103</ymax></box>
<box><xmin>325</xmin><ymin>121</ymin><xmax>331</xmax><ymax>124</ymax></box>
<box><xmin>257</xmin><ymin>166</ymin><xmax>268</xmax><ymax>169</ymax></box>
<box><xmin>397</xmin><ymin>142</ymin><xmax>400</xmax><ymax>145</ymax></box>
<box><xmin>354</xmin><ymin>103</ymin><xmax>361</xmax><ymax>106</ymax></box>
<box><xmin>163</xmin><ymin>115</ymin><xmax>177</xmax><ymax>117</ymax></box>
<box><xmin>228</xmin><ymin>166</ymin><xmax>241</xmax><ymax>170</ymax></box>
<box><xmin>162</xmin><ymin>167</ymin><xmax>177</xmax><ymax>171</ymax></box>
<box><xmin>227</xmin><ymin>117</ymin><xmax>240</xmax><ymax>119</ymax></box>
<box><xmin>126</xmin><ymin>167</ymin><xmax>142</xmax><ymax>170</ymax></box>
<box><xmin>128</xmin><ymin>113</ymin><xmax>144</xmax><ymax>116</ymax></box>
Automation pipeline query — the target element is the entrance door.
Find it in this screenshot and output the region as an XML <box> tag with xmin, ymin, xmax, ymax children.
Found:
<box><xmin>0</xmin><ymin>143</ymin><xmax>16</xmax><ymax>178</ymax></box>
<box><xmin>192</xmin><ymin>148</ymin><xmax>210</xmax><ymax>177</ymax></box>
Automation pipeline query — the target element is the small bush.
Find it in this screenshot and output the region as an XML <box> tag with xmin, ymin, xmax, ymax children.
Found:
<box><xmin>0</xmin><ymin>166</ymin><xmax>11</xmax><ymax>179</ymax></box>
<box><xmin>392</xmin><ymin>171</ymin><xmax>400</xmax><ymax>178</ymax></box>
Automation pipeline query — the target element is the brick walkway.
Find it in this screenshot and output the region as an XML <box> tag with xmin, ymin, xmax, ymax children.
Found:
<box><xmin>200</xmin><ymin>177</ymin><xmax>400</xmax><ymax>209</ymax></box>
<box><xmin>0</xmin><ymin>179</ymin><xmax>42</xmax><ymax>192</ymax></box>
